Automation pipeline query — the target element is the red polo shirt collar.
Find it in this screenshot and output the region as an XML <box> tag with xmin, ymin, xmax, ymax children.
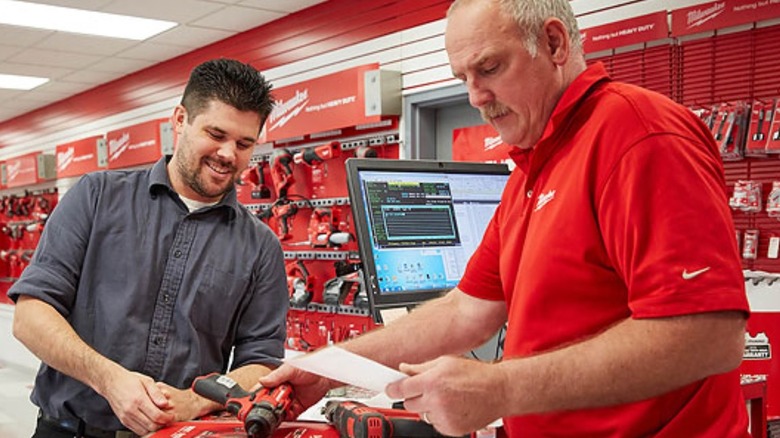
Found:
<box><xmin>509</xmin><ymin>62</ymin><xmax>611</xmax><ymax>174</ymax></box>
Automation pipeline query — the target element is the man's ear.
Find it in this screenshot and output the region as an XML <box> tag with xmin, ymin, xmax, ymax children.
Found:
<box><xmin>544</xmin><ymin>18</ymin><xmax>570</xmax><ymax>65</ymax></box>
<box><xmin>172</xmin><ymin>105</ymin><xmax>187</xmax><ymax>134</ymax></box>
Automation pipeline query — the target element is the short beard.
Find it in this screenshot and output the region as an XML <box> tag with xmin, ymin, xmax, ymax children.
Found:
<box><xmin>175</xmin><ymin>154</ymin><xmax>235</xmax><ymax>200</ymax></box>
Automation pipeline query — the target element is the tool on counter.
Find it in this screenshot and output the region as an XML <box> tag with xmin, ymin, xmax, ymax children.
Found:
<box><xmin>322</xmin><ymin>400</ymin><xmax>448</xmax><ymax>438</ymax></box>
<box><xmin>192</xmin><ymin>373</ymin><xmax>301</xmax><ymax>438</ymax></box>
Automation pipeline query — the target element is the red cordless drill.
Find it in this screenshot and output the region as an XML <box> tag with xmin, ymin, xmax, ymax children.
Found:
<box><xmin>192</xmin><ymin>373</ymin><xmax>301</xmax><ymax>438</ymax></box>
<box><xmin>270</xmin><ymin>148</ymin><xmax>295</xmax><ymax>198</ymax></box>
<box><xmin>322</xmin><ymin>400</ymin><xmax>447</xmax><ymax>438</ymax></box>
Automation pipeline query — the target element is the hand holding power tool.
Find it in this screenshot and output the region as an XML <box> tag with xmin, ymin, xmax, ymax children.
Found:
<box><xmin>192</xmin><ymin>373</ymin><xmax>302</xmax><ymax>438</ymax></box>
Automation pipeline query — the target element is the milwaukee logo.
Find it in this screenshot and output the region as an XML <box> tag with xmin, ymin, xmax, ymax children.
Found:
<box><xmin>7</xmin><ymin>161</ymin><xmax>21</xmax><ymax>182</ymax></box>
<box><xmin>686</xmin><ymin>2</ymin><xmax>725</xmax><ymax>29</ymax></box>
<box><xmin>483</xmin><ymin>135</ymin><xmax>504</xmax><ymax>152</ymax></box>
<box><xmin>268</xmin><ymin>89</ymin><xmax>309</xmax><ymax>132</ymax></box>
<box><xmin>535</xmin><ymin>190</ymin><xmax>555</xmax><ymax>212</ymax></box>
<box><xmin>57</xmin><ymin>147</ymin><xmax>75</xmax><ymax>172</ymax></box>
<box><xmin>109</xmin><ymin>132</ymin><xmax>130</xmax><ymax>163</ymax></box>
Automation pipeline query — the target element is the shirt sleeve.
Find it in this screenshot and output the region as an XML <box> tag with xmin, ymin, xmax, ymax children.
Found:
<box><xmin>8</xmin><ymin>175</ymin><xmax>96</xmax><ymax>315</ymax></box>
<box><xmin>598</xmin><ymin>133</ymin><xmax>749</xmax><ymax>318</ymax></box>
<box><xmin>229</xmin><ymin>223</ymin><xmax>288</xmax><ymax>368</ymax></box>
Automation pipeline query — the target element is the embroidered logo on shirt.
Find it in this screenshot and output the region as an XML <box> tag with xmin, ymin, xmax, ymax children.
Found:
<box><xmin>535</xmin><ymin>190</ymin><xmax>556</xmax><ymax>212</ymax></box>
<box><xmin>682</xmin><ymin>266</ymin><xmax>711</xmax><ymax>280</ymax></box>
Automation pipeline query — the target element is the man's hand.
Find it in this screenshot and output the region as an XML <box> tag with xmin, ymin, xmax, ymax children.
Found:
<box><xmin>385</xmin><ymin>356</ymin><xmax>506</xmax><ymax>437</ymax></box>
<box><xmin>155</xmin><ymin>382</ymin><xmax>218</xmax><ymax>422</ymax></box>
<box><xmin>258</xmin><ymin>363</ymin><xmax>336</xmax><ymax>411</ymax></box>
<box><xmin>96</xmin><ymin>370</ymin><xmax>176</xmax><ymax>436</ymax></box>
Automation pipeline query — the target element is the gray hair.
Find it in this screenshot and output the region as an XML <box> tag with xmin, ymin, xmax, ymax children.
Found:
<box><xmin>449</xmin><ymin>0</ymin><xmax>582</xmax><ymax>58</ymax></box>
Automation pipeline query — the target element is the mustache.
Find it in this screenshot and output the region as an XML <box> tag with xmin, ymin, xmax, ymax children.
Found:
<box><xmin>480</xmin><ymin>102</ymin><xmax>509</xmax><ymax>122</ymax></box>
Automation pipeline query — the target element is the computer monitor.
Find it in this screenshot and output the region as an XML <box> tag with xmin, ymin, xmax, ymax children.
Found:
<box><xmin>346</xmin><ymin>158</ymin><xmax>510</xmax><ymax>322</ymax></box>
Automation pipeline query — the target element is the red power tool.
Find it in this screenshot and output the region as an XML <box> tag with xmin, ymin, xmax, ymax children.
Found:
<box><xmin>293</xmin><ymin>141</ymin><xmax>341</xmax><ymax>166</ymax></box>
<box><xmin>270</xmin><ymin>148</ymin><xmax>295</xmax><ymax>198</ymax></box>
<box><xmin>322</xmin><ymin>400</ymin><xmax>447</xmax><ymax>438</ymax></box>
<box><xmin>192</xmin><ymin>373</ymin><xmax>301</xmax><ymax>438</ymax></box>
<box><xmin>239</xmin><ymin>160</ymin><xmax>272</xmax><ymax>199</ymax></box>
<box><xmin>287</xmin><ymin>259</ymin><xmax>313</xmax><ymax>308</ymax></box>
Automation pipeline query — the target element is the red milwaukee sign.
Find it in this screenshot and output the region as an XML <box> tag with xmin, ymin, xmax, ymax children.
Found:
<box><xmin>106</xmin><ymin>118</ymin><xmax>169</xmax><ymax>169</ymax></box>
<box><xmin>56</xmin><ymin>135</ymin><xmax>105</xmax><ymax>178</ymax></box>
<box><xmin>6</xmin><ymin>153</ymin><xmax>41</xmax><ymax>188</ymax></box>
<box><xmin>263</xmin><ymin>64</ymin><xmax>385</xmax><ymax>143</ymax></box>
<box><xmin>581</xmin><ymin>12</ymin><xmax>669</xmax><ymax>53</ymax></box>
<box><xmin>452</xmin><ymin>124</ymin><xmax>513</xmax><ymax>165</ymax></box>
<box><xmin>672</xmin><ymin>0</ymin><xmax>780</xmax><ymax>36</ymax></box>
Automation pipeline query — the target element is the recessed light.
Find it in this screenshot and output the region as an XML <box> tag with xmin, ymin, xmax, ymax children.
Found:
<box><xmin>0</xmin><ymin>0</ymin><xmax>178</xmax><ymax>40</ymax></box>
<box><xmin>0</xmin><ymin>73</ymin><xmax>49</xmax><ymax>91</ymax></box>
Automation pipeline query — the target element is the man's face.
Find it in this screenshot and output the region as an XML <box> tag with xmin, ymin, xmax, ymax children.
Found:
<box><xmin>170</xmin><ymin>100</ymin><xmax>261</xmax><ymax>203</ymax></box>
<box><xmin>445</xmin><ymin>0</ymin><xmax>561</xmax><ymax>149</ymax></box>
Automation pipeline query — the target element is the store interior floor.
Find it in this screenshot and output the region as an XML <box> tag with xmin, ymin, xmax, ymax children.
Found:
<box><xmin>0</xmin><ymin>361</ymin><xmax>37</xmax><ymax>438</ymax></box>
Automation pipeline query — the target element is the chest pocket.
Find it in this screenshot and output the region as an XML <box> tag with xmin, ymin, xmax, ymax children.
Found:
<box><xmin>189</xmin><ymin>264</ymin><xmax>250</xmax><ymax>339</ymax></box>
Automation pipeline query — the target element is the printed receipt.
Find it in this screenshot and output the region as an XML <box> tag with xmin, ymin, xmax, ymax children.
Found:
<box><xmin>285</xmin><ymin>346</ymin><xmax>407</xmax><ymax>393</ymax></box>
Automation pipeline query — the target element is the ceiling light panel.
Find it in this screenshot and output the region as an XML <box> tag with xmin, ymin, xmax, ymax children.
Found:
<box><xmin>0</xmin><ymin>0</ymin><xmax>178</xmax><ymax>40</ymax></box>
<box><xmin>0</xmin><ymin>73</ymin><xmax>49</xmax><ymax>90</ymax></box>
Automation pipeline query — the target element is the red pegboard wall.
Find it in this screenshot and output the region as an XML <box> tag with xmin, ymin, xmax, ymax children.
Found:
<box><xmin>590</xmin><ymin>22</ymin><xmax>780</xmax><ymax>275</ymax></box>
<box><xmin>726</xmin><ymin>159</ymin><xmax>780</xmax><ymax>272</ymax></box>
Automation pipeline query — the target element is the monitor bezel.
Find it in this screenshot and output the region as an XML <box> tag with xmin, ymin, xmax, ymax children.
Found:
<box><xmin>345</xmin><ymin>158</ymin><xmax>510</xmax><ymax>320</ymax></box>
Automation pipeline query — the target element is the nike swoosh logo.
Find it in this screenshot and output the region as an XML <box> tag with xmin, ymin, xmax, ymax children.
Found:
<box><xmin>682</xmin><ymin>267</ymin><xmax>711</xmax><ymax>280</ymax></box>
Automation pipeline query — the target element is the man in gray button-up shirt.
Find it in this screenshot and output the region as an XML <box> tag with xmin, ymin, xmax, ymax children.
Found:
<box><xmin>10</xmin><ymin>59</ymin><xmax>288</xmax><ymax>437</ymax></box>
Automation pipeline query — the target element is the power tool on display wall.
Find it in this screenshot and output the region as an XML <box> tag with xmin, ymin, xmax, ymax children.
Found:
<box><xmin>269</xmin><ymin>148</ymin><xmax>295</xmax><ymax>199</ymax></box>
<box><xmin>238</xmin><ymin>159</ymin><xmax>272</xmax><ymax>199</ymax></box>
<box><xmin>322</xmin><ymin>261</ymin><xmax>368</xmax><ymax>309</ymax></box>
<box><xmin>287</xmin><ymin>259</ymin><xmax>313</xmax><ymax>308</ymax></box>
<box><xmin>308</xmin><ymin>207</ymin><xmax>352</xmax><ymax>248</ymax></box>
<box><xmin>293</xmin><ymin>141</ymin><xmax>341</xmax><ymax>166</ymax></box>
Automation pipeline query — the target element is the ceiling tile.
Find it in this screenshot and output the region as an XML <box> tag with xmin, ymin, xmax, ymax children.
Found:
<box><xmin>238</xmin><ymin>0</ymin><xmax>326</xmax><ymax>13</ymax></box>
<box><xmin>10</xmin><ymin>48</ymin><xmax>103</xmax><ymax>70</ymax></box>
<box><xmin>34</xmin><ymin>33</ymin><xmax>139</xmax><ymax>57</ymax></box>
<box><xmin>0</xmin><ymin>62</ymin><xmax>73</xmax><ymax>79</ymax></box>
<box><xmin>0</xmin><ymin>89</ymin><xmax>23</xmax><ymax>102</ymax></box>
<box><xmin>0</xmin><ymin>46</ymin><xmax>23</xmax><ymax>62</ymax></box>
<box><xmin>24</xmin><ymin>0</ymin><xmax>114</xmax><ymax>8</ymax></box>
<box><xmin>101</xmin><ymin>0</ymin><xmax>225</xmax><ymax>23</ymax></box>
<box><xmin>149</xmin><ymin>26</ymin><xmax>235</xmax><ymax>49</ymax></box>
<box><xmin>116</xmin><ymin>42</ymin><xmax>193</xmax><ymax>62</ymax></box>
<box><xmin>87</xmin><ymin>57</ymin><xmax>156</xmax><ymax>74</ymax></box>
<box><xmin>0</xmin><ymin>25</ymin><xmax>53</xmax><ymax>48</ymax></box>
<box><xmin>60</xmin><ymin>69</ymin><xmax>123</xmax><ymax>85</ymax></box>
<box><xmin>191</xmin><ymin>5</ymin><xmax>284</xmax><ymax>32</ymax></box>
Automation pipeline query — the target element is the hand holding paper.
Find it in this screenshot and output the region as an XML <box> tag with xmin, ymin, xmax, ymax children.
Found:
<box><xmin>285</xmin><ymin>346</ymin><xmax>407</xmax><ymax>393</ymax></box>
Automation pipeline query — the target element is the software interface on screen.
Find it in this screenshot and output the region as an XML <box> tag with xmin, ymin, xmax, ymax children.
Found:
<box><xmin>356</xmin><ymin>169</ymin><xmax>509</xmax><ymax>296</ymax></box>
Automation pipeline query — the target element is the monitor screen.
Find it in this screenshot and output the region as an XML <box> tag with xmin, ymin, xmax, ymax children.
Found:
<box><xmin>346</xmin><ymin>158</ymin><xmax>510</xmax><ymax>320</ymax></box>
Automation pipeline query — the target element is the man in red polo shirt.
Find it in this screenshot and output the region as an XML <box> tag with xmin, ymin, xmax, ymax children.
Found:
<box><xmin>262</xmin><ymin>0</ymin><xmax>751</xmax><ymax>436</ymax></box>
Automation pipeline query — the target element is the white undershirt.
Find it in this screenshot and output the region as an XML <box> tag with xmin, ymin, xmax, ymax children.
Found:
<box><xmin>179</xmin><ymin>195</ymin><xmax>219</xmax><ymax>212</ymax></box>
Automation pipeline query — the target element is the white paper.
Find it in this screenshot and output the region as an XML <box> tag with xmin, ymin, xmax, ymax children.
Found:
<box><xmin>285</xmin><ymin>346</ymin><xmax>407</xmax><ymax>393</ymax></box>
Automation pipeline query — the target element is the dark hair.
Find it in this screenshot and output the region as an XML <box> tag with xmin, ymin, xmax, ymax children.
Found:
<box><xmin>180</xmin><ymin>58</ymin><xmax>274</xmax><ymax>126</ymax></box>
